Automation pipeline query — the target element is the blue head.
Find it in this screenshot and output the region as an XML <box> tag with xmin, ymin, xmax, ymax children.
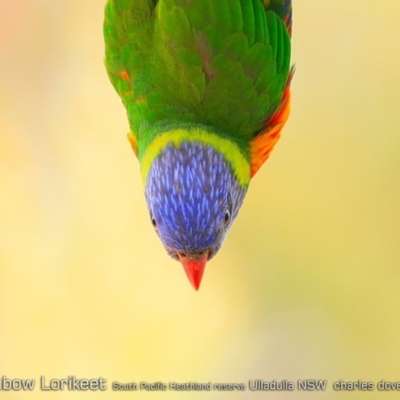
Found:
<box><xmin>144</xmin><ymin>141</ymin><xmax>247</xmax><ymax>289</ymax></box>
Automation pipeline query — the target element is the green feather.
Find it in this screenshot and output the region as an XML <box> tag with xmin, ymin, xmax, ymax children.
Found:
<box><xmin>104</xmin><ymin>0</ymin><xmax>292</xmax><ymax>156</ymax></box>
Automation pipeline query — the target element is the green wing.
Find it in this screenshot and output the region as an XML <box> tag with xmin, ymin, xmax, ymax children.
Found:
<box><xmin>104</xmin><ymin>0</ymin><xmax>291</xmax><ymax>150</ymax></box>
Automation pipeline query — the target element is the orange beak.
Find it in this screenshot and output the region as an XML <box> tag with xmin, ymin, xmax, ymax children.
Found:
<box><xmin>177</xmin><ymin>251</ymin><xmax>209</xmax><ymax>291</ymax></box>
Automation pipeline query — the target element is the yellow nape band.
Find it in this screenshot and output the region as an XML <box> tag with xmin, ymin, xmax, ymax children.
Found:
<box><xmin>140</xmin><ymin>129</ymin><xmax>250</xmax><ymax>187</ymax></box>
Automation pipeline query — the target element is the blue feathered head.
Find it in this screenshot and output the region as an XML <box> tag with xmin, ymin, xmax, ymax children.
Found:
<box><xmin>144</xmin><ymin>141</ymin><xmax>247</xmax><ymax>289</ymax></box>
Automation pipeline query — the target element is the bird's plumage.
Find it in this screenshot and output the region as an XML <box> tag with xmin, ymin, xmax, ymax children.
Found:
<box><xmin>104</xmin><ymin>0</ymin><xmax>293</xmax><ymax>289</ymax></box>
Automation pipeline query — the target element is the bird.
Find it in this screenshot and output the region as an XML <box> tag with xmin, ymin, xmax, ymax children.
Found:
<box><xmin>103</xmin><ymin>0</ymin><xmax>293</xmax><ymax>290</ymax></box>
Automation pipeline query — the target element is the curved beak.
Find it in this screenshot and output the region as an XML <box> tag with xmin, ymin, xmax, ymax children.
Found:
<box><xmin>177</xmin><ymin>251</ymin><xmax>209</xmax><ymax>291</ymax></box>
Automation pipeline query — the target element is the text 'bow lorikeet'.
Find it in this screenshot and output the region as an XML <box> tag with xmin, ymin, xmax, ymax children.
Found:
<box><xmin>104</xmin><ymin>0</ymin><xmax>293</xmax><ymax>290</ymax></box>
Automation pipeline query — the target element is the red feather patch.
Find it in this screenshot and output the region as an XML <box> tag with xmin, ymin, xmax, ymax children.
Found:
<box><xmin>250</xmin><ymin>71</ymin><xmax>293</xmax><ymax>178</ymax></box>
<box><xmin>127</xmin><ymin>131</ymin><xmax>139</xmax><ymax>157</ymax></box>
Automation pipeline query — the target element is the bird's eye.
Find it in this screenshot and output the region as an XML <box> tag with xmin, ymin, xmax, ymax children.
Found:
<box><xmin>151</xmin><ymin>215</ymin><xmax>157</xmax><ymax>230</ymax></box>
<box><xmin>223</xmin><ymin>209</ymin><xmax>231</xmax><ymax>226</ymax></box>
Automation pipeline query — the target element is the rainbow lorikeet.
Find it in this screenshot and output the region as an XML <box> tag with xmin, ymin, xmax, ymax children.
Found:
<box><xmin>104</xmin><ymin>0</ymin><xmax>293</xmax><ymax>290</ymax></box>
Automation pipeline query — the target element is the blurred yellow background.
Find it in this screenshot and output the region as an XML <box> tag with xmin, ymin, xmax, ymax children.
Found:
<box><xmin>1</xmin><ymin>1</ymin><xmax>400</xmax><ymax>399</ymax></box>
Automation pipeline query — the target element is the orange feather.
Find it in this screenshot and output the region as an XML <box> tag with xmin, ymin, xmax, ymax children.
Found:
<box><xmin>250</xmin><ymin>73</ymin><xmax>293</xmax><ymax>178</ymax></box>
<box><xmin>127</xmin><ymin>131</ymin><xmax>139</xmax><ymax>157</ymax></box>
